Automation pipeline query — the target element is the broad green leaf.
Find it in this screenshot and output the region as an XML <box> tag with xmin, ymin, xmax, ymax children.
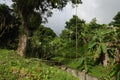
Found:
<box><xmin>88</xmin><ymin>41</ymin><xmax>97</xmax><ymax>49</ymax></box>
<box><xmin>96</xmin><ymin>46</ymin><xmax>101</xmax><ymax>55</ymax></box>
<box><xmin>103</xmin><ymin>29</ymin><xmax>114</xmax><ymax>35</ymax></box>
<box><xmin>117</xmin><ymin>71</ymin><xmax>120</xmax><ymax>80</ymax></box>
<box><xmin>77</xmin><ymin>57</ymin><xmax>84</xmax><ymax>67</ymax></box>
<box><xmin>92</xmin><ymin>35</ymin><xmax>97</xmax><ymax>41</ymax></box>
<box><xmin>101</xmin><ymin>43</ymin><xmax>107</xmax><ymax>53</ymax></box>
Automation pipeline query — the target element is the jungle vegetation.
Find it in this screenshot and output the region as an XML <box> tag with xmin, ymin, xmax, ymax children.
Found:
<box><xmin>0</xmin><ymin>0</ymin><xmax>120</xmax><ymax>79</ymax></box>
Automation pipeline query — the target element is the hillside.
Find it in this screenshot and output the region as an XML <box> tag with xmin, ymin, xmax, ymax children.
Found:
<box><xmin>0</xmin><ymin>49</ymin><xmax>78</xmax><ymax>80</ymax></box>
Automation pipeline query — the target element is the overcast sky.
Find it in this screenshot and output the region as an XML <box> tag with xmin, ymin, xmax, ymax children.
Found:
<box><xmin>0</xmin><ymin>0</ymin><xmax>12</xmax><ymax>6</ymax></box>
<box><xmin>45</xmin><ymin>0</ymin><xmax>120</xmax><ymax>35</ymax></box>
<box><xmin>0</xmin><ymin>0</ymin><xmax>120</xmax><ymax>35</ymax></box>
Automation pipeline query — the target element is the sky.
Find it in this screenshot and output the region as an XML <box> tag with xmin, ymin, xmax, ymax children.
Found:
<box><xmin>0</xmin><ymin>0</ymin><xmax>12</xmax><ymax>6</ymax></box>
<box><xmin>45</xmin><ymin>0</ymin><xmax>120</xmax><ymax>35</ymax></box>
<box><xmin>0</xmin><ymin>0</ymin><xmax>120</xmax><ymax>35</ymax></box>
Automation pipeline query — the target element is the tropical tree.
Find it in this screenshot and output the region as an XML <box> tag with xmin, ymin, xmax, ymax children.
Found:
<box><xmin>88</xmin><ymin>18</ymin><xmax>101</xmax><ymax>29</ymax></box>
<box><xmin>65</xmin><ymin>15</ymin><xmax>85</xmax><ymax>40</ymax></box>
<box><xmin>110</xmin><ymin>11</ymin><xmax>120</xmax><ymax>63</ymax></box>
<box><xmin>87</xmin><ymin>28</ymin><xmax>115</xmax><ymax>67</ymax></box>
<box><xmin>28</xmin><ymin>25</ymin><xmax>56</xmax><ymax>59</ymax></box>
<box><xmin>60</xmin><ymin>15</ymin><xmax>86</xmax><ymax>59</ymax></box>
<box><xmin>50</xmin><ymin>37</ymin><xmax>62</xmax><ymax>54</ymax></box>
<box><xmin>11</xmin><ymin>0</ymin><xmax>82</xmax><ymax>56</ymax></box>
<box><xmin>108</xmin><ymin>11</ymin><xmax>120</xmax><ymax>80</ymax></box>
<box><xmin>110</xmin><ymin>11</ymin><xmax>120</xmax><ymax>27</ymax></box>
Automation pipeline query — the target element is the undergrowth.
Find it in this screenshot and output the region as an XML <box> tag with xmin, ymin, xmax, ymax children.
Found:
<box><xmin>0</xmin><ymin>49</ymin><xmax>78</xmax><ymax>80</ymax></box>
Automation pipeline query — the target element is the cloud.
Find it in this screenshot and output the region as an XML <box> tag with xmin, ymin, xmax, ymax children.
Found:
<box><xmin>94</xmin><ymin>0</ymin><xmax>120</xmax><ymax>23</ymax></box>
<box><xmin>0</xmin><ymin>0</ymin><xmax>13</xmax><ymax>6</ymax></box>
<box><xmin>45</xmin><ymin>0</ymin><xmax>120</xmax><ymax>35</ymax></box>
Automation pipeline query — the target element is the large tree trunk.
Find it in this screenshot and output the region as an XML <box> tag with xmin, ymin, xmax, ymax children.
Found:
<box><xmin>103</xmin><ymin>53</ymin><xmax>109</xmax><ymax>67</ymax></box>
<box><xmin>16</xmin><ymin>22</ymin><xmax>29</xmax><ymax>56</ymax></box>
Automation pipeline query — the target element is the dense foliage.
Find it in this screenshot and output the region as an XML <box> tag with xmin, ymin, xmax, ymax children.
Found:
<box><xmin>0</xmin><ymin>0</ymin><xmax>120</xmax><ymax>79</ymax></box>
<box><xmin>27</xmin><ymin>25</ymin><xmax>57</xmax><ymax>58</ymax></box>
<box><xmin>0</xmin><ymin>4</ymin><xmax>20</xmax><ymax>49</ymax></box>
<box><xmin>12</xmin><ymin>0</ymin><xmax>82</xmax><ymax>56</ymax></box>
<box><xmin>51</xmin><ymin>15</ymin><xmax>120</xmax><ymax>79</ymax></box>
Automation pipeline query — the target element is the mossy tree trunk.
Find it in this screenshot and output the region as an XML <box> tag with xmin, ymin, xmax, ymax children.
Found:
<box><xmin>16</xmin><ymin>21</ymin><xmax>29</xmax><ymax>56</ymax></box>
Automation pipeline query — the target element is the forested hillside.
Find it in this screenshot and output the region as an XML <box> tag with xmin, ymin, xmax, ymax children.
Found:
<box><xmin>0</xmin><ymin>0</ymin><xmax>120</xmax><ymax>80</ymax></box>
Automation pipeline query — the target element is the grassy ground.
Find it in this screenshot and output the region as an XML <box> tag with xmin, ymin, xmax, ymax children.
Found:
<box><xmin>52</xmin><ymin>56</ymin><xmax>113</xmax><ymax>79</ymax></box>
<box><xmin>0</xmin><ymin>49</ymin><xmax>79</xmax><ymax>80</ymax></box>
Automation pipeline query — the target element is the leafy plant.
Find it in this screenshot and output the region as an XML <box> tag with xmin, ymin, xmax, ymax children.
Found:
<box><xmin>110</xmin><ymin>64</ymin><xmax>120</xmax><ymax>80</ymax></box>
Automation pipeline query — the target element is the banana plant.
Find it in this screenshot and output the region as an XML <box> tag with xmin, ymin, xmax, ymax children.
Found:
<box><xmin>87</xmin><ymin>28</ymin><xmax>115</xmax><ymax>67</ymax></box>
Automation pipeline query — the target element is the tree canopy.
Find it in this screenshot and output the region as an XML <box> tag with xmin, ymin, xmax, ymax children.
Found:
<box><xmin>110</xmin><ymin>11</ymin><xmax>120</xmax><ymax>27</ymax></box>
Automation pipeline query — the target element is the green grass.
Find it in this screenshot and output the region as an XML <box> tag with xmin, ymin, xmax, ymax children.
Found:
<box><xmin>52</xmin><ymin>56</ymin><xmax>113</xmax><ymax>79</ymax></box>
<box><xmin>88</xmin><ymin>64</ymin><xmax>114</xmax><ymax>79</ymax></box>
<box><xmin>0</xmin><ymin>49</ymin><xmax>79</xmax><ymax>80</ymax></box>
<box><xmin>52</xmin><ymin>56</ymin><xmax>81</xmax><ymax>69</ymax></box>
